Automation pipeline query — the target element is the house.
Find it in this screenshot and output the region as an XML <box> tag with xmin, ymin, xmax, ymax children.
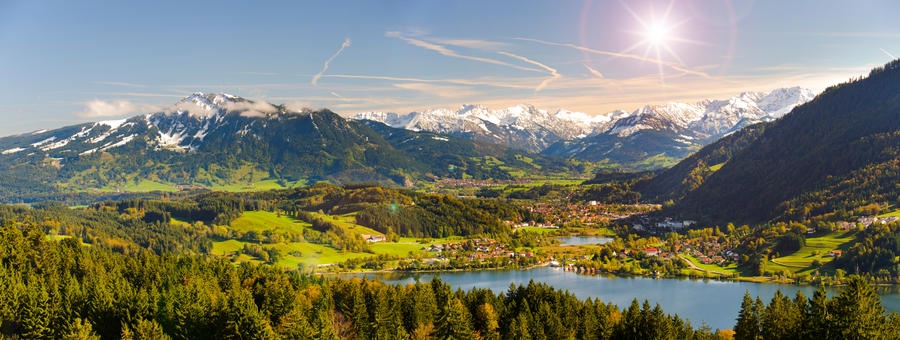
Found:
<box><xmin>643</xmin><ymin>247</ymin><xmax>659</xmax><ymax>256</ymax></box>
<box><xmin>361</xmin><ymin>234</ymin><xmax>386</xmax><ymax>243</ymax></box>
<box><xmin>829</xmin><ymin>250</ymin><xmax>843</xmax><ymax>257</ymax></box>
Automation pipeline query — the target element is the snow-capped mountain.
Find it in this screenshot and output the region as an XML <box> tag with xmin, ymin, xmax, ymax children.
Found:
<box><xmin>354</xmin><ymin>104</ymin><xmax>628</xmax><ymax>152</ymax></box>
<box><xmin>0</xmin><ymin>92</ymin><xmax>577</xmax><ymax>197</ymax></box>
<box><xmin>544</xmin><ymin>87</ymin><xmax>816</xmax><ymax>167</ymax></box>
<box><xmin>353</xmin><ymin>86</ymin><xmax>816</xmax><ymax>168</ymax></box>
<box><xmin>607</xmin><ymin>86</ymin><xmax>817</xmax><ymax>138</ymax></box>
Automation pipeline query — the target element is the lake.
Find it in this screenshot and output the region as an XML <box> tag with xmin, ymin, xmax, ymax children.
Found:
<box><xmin>348</xmin><ymin>267</ymin><xmax>900</xmax><ymax>330</ymax></box>
<box><xmin>558</xmin><ymin>235</ymin><xmax>613</xmax><ymax>246</ymax></box>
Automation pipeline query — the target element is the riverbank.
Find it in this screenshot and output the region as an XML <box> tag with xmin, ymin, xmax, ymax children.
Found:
<box><xmin>319</xmin><ymin>260</ymin><xmax>552</xmax><ymax>275</ymax></box>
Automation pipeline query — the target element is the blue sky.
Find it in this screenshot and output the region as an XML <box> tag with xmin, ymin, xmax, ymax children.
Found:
<box><xmin>0</xmin><ymin>0</ymin><xmax>898</xmax><ymax>135</ymax></box>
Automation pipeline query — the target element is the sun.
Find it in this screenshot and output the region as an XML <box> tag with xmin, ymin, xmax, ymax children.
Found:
<box><xmin>644</xmin><ymin>22</ymin><xmax>670</xmax><ymax>46</ymax></box>
<box><xmin>616</xmin><ymin>0</ymin><xmax>700</xmax><ymax>83</ymax></box>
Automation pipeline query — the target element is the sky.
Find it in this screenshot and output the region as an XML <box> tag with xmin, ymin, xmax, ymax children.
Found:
<box><xmin>0</xmin><ymin>0</ymin><xmax>898</xmax><ymax>136</ymax></box>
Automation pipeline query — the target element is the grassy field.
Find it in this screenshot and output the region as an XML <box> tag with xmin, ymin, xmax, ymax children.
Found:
<box><xmin>708</xmin><ymin>162</ymin><xmax>725</xmax><ymax>171</ymax></box>
<box><xmin>517</xmin><ymin>227</ymin><xmax>558</xmax><ymax>234</ymax></box>
<box><xmin>211</xmin><ymin>211</ymin><xmax>460</xmax><ymax>268</ymax></box>
<box><xmin>230</xmin><ymin>211</ymin><xmax>311</xmax><ymax>234</ymax></box>
<box><xmin>306</xmin><ymin>212</ymin><xmax>383</xmax><ymax>236</ymax></box>
<box><xmin>767</xmin><ymin>230</ymin><xmax>856</xmax><ymax>273</ymax></box>
<box><xmin>879</xmin><ymin>208</ymin><xmax>900</xmax><ymax>217</ymax></box>
<box><xmin>682</xmin><ymin>255</ymin><xmax>741</xmax><ymax>275</ymax></box>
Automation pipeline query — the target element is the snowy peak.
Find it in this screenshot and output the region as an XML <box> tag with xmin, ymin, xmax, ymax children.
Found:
<box><xmin>352</xmin><ymin>86</ymin><xmax>815</xmax><ymax>153</ymax></box>
<box><xmin>167</xmin><ymin>92</ymin><xmax>245</xmax><ymax>118</ymax></box>
<box><xmin>352</xmin><ymin>104</ymin><xmax>615</xmax><ymax>152</ymax></box>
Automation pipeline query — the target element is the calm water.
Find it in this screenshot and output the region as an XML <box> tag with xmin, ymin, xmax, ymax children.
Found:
<box><xmin>348</xmin><ymin>267</ymin><xmax>900</xmax><ymax>330</ymax></box>
<box><xmin>558</xmin><ymin>235</ymin><xmax>613</xmax><ymax>246</ymax></box>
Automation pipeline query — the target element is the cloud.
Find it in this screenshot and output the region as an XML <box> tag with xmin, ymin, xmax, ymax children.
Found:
<box><xmin>284</xmin><ymin>101</ymin><xmax>318</xmax><ymax>113</ymax></box>
<box><xmin>322</xmin><ymin>74</ymin><xmax>536</xmax><ymax>89</ymax></box>
<box><xmin>77</xmin><ymin>99</ymin><xmax>158</xmax><ymax>118</ymax></box>
<box><xmin>311</xmin><ymin>38</ymin><xmax>351</xmax><ymax>86</ymax></box>
<box><xmin>392</xmin><ymin>83</ymin><xmax>479</xmax><ymax>98</ymax></box>
<box><xmin>497</xmin><ymin>51</ymin><xmax>560</xmax><ymax>91</ymax></box>
<box><xmin>92</xmin><ymin>92</ymin><xmax>185</xmax><ymax>98</ymax></box>
<box><xmin>386</xmin><ymin>31</ymin><xmax>544</xmax><ymax>73</ymax></box>
<box><xmin>514</xmin><ymin>37</ymin><xmax>712</xmax><ymax>79</ymax></box>
<box><xmin>92</xmin><ymin>81</ymin><xmax>145</xmax><ymax>88</ymax></box>
<box><xmin>585</xmin><ymin>65</ymin><xmax>604</xmax><ymax>78</ymax></box>
<box><xmin>224</xmin><ymin>100</ymin><xmax>278</xmax><ymax>118</ymax></box>
<box><xmin>429</xmin><ymin>38</ymin><xmax>510</xmax><ymax>50</ymax></box>
<box><xmin>239</xmin><ymin>71</ymin><xmax>279</xmax><ymax>76</ymax></box>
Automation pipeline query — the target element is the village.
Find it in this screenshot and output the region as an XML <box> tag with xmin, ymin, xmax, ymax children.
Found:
<box><xmin>525</xmin><ymin>201</ymin><xmax>659</xmax><ymax>226</ymax></box>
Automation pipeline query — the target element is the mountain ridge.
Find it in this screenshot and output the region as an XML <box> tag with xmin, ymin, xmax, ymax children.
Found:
<box><xmin>352</xmin><ymin>87</ymin><xmax>815</xmax><ymax>169</ymax></box>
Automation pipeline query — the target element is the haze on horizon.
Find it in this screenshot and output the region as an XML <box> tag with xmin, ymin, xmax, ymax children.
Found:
<box><xmin>0</xmin><ymin>0</ymin><xmax>898</xmax><ymax>136</ymax></box>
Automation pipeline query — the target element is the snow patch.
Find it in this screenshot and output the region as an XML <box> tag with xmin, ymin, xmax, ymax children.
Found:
<box><xmin>2</xmin><ymin>147</ymin><xmax>25</xmax><ymax>155</ymax></box>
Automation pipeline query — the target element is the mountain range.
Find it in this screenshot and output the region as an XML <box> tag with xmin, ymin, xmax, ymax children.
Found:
<box><xmin>0</xmin><ymin>93</ymin><xmax>579</xmax><ymax>203</ymax></box>
<box><xmin>352</xmin><ymin>87</ymin><xmax>815</xmax><ymax>169</ymax></box>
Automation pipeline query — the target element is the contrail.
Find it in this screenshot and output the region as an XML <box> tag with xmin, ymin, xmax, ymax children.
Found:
<box><xmin>514</xmin><ymin>37</ymin><xmax>711</xmax><ymax>79</ymax></box>
<box><xmin>584</xmin><ymin>64</ymin><xmax>604</xmax><ymax>78</ymax></box>
<box><xmin>386</xmin><ymin>32</ymin><xmax>544</xmax><ymax>73</ymax></box>
<box><xmin>497</xmin><ymin>51</ymin><xmax>561</xmax><ymax>91</ymax></box>
<box><xmin>881</xmin><ymin>48</ymin><xmax>897</xmax><ymax>60</ymax></box>
<box><xmin>312</xmin><ymin>38</ymin><xmax>351</xmax><ymax>86</ymax></box>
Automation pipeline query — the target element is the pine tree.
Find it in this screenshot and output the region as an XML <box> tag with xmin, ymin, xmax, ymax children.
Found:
<box><xmin>804</xmin><ymin>287</ymin><xmax>829</xmax><ymax>339</ymax></box>
<box><xmin>221</xmin><ymin>290</ymin><xmax>277</xmax><ymax>340</ymax></box>
<box><xmin>18</xmin><ymin>280</ymin><xmax>51</xmax><ymax>339</ymax></box>
<box><xmin>121</xmin><ymin>318</ymin><xmax>171</xmax><ymax>340</ymax></box>
<box><xmin>276</xmin><ymin>306</ymin><xmax>315</xmax><ymax>339</ymax></box>
<box><xmin>830</xmin><ymin>275</ymin><xmax>886</xmax><ymax>339</ymax></box>
<box><xmin>436</xmin><ymin>298</ymin><xmax>475</xmax><ymax>340</ymax></box>
<box><xmin>62</xmin><ymin>318</ymin><xmax>100</xmax><ymax>340</ymax></box>
<box><xmin>475</xmin><ymin>303</ymin><xmax>499</xmax><ymax>340</ymax></box>
<box><xmin>734</xmin><ymin>292</ymin><xmax>759</xmax><ymax>340</ymax></box>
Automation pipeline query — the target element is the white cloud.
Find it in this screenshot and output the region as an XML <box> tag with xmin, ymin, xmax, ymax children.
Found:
<box><xmin>91</xmin><ymin>81</ymin><xmax>145</xmax><ymax>88</ymax></box>
<box><xmin>392</xmin><ymin>83</ymin><xmax>479</xmax><ymax>98</ymax></box>
<box><xmin>429</xmin><ymin>38</ymin><xmax>510</xmax><ymax>50</ymax></box>
<box><xmin>312</xmin><ymin>38</ymin><xmax>351</xmax><ymax>86</ymax></box>
<box><xmin>322</xmin><ymin>74</ymin><xmax>536</xmax><ymax>89</ymax></box>
<box><xmin>226</xmin><ymin>101</ymin><xmax>278</xmax><ymax>118</ymax></box>
<box><xmin>77</xmin><ymin>99</ymin><xmax>158</xmax><ymax>118</ymax></box>
<box><xmin>284</xmin><ymin>101</ymin><xmax>320</xmax><ymax>113</ymax></box>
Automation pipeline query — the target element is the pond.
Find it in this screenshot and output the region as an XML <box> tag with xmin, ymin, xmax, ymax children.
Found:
<box><xmin>347</xmin><ymin>267</ymin><xmax>900</xmax><ymax>330</ymax></box>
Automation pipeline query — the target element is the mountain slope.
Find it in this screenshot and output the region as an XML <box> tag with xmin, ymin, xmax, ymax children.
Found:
<box><xmin>632</xmin><ymin>122</ymin><xmax>770</xmax><ymax>202</ymax></box>
<box><xmin>0</xmin><ymin>93</ymin><xmax>577</xmax><ymax>203</ymax></box>
<box><xmin>663</xmin><ymin>60</ymin><xmax>900</xmax><ymax>223</ymax></box>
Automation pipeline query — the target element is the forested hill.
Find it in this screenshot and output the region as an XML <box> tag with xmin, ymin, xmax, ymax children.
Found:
<box><xmin>661</xmin><ymin>59</ymin><xmax>900</xmax><ymax>223</ymax></box>
<box><xmin>0</xmin><ymin>93</ymin><xmax>580</xmax><ymax>203</ymax></box>
<box><xmin>633</xmin><ymin>122</ymin><xmax>769</xmax><ymax>203</ymax></box>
